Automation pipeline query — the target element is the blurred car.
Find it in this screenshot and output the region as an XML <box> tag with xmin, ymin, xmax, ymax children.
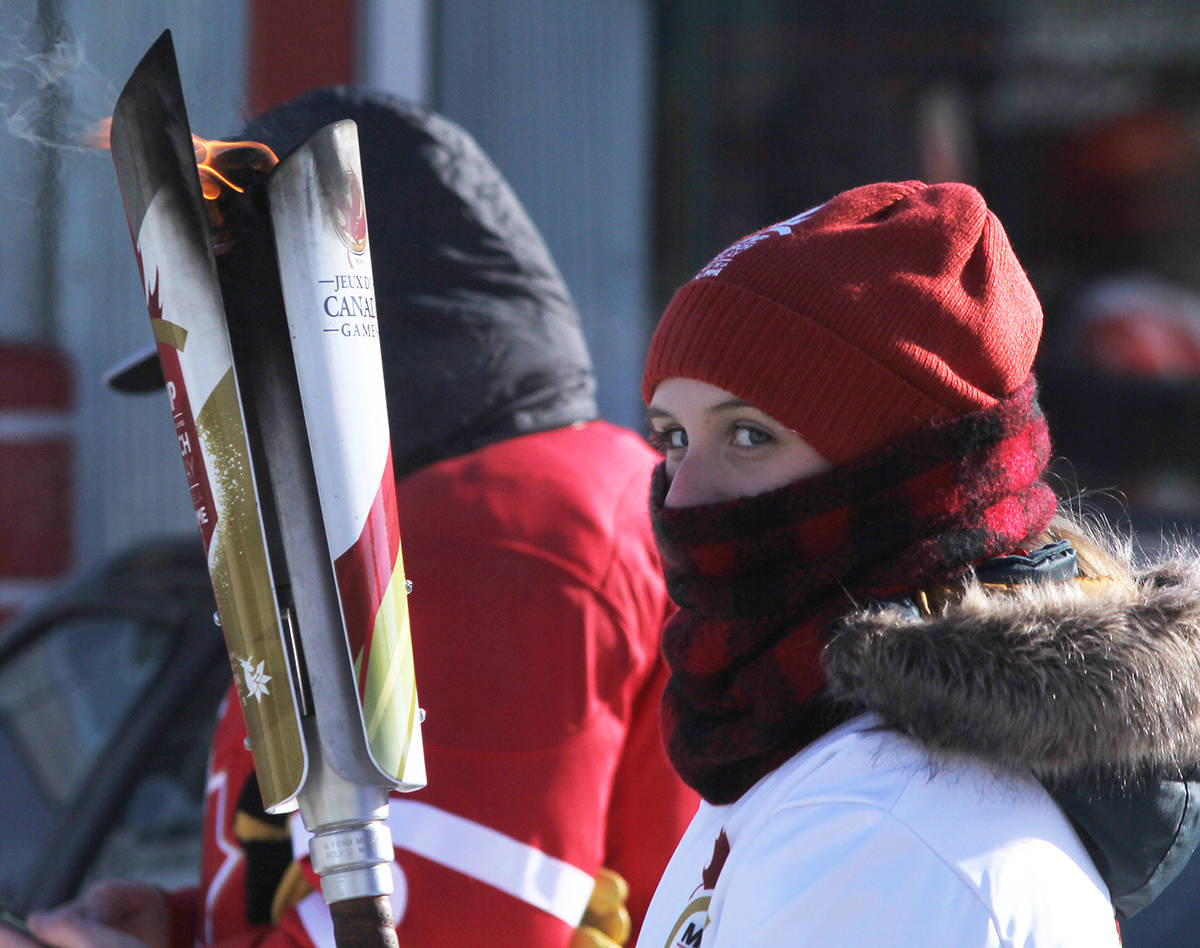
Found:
<box><xmin>0</xmin><ymin>537</ymin><xmax>228</xmax><ymax>913</ymax></box>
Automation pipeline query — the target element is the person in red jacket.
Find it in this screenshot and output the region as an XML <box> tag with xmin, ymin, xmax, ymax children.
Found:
<box><xmin>12</xmin><ymin>88</ymin><xmax>696</xmax><ymax>948</ymax></box>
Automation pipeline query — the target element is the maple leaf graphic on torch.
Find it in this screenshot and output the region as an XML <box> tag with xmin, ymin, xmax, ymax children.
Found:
<box><xmin>237</xmin><ymin>655</ymin><xmax>272</xmax><ymax>703</ymax></box>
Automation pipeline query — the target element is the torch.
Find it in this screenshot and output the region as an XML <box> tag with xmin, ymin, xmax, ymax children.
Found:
<box><xmin>107</xmin><ymin>31</ymin><xmax>424</xmax><ymax>948</ymax></box>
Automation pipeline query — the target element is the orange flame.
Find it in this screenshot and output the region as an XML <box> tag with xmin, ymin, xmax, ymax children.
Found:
<box><xmin>84</xmin><ymin>116</ymin><xmax>113</xmax><ymax>149</ymax></box>
<box><xmin>194</xmin><ymin>137</ymin><xmax>279</xmax><ymax>199</ymax></box>
<box><xmin>85</xmin><ymin>116</ymin><xmax>278</xmax><ymax>200</ymax></box>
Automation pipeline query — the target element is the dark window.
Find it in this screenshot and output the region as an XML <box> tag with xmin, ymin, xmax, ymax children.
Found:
<box><xmin>0</xmin><ymin>615</ymin><xmax>173</xmax><ymax>897</ymax></box>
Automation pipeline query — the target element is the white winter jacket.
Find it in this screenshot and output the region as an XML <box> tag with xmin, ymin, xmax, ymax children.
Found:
<box><xmin>637</xmin><ymin>715</ymin><xmax>1119</xmax><ymax>947</ymax></box>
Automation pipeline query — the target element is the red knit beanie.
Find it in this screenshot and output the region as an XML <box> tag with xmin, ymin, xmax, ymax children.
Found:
<box><xmin>642</xmin><ymin>180</ymin><xmax>1044</xmax><ymax>464</ymax></box>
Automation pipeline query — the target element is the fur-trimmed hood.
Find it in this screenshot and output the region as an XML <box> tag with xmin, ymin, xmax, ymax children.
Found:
<box><xmin>823</xmin><ymin>560</ymin><xmax>1200</xmax><ymax>785</ymax></box>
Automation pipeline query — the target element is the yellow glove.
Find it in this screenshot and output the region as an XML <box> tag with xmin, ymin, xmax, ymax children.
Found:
<box><xmin>570</xmin><ymin>868</ymin><xmax>632</xmax><ymax>948</ymax></box>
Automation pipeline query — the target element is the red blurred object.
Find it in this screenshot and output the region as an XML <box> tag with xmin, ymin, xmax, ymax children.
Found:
<box><xmin>1069</xmin><ymin>109</ymin><xmax>1200</xmax><ymax>182</ymax></box>
<box><xmin>248</xmin><ymin>0</ymin><xmax>356</xmax><ymax>116</ymax></box>
<box><xmin>1070</xmin><ymin>274</ymin><xmax>1200</xmax><ymax>380</ymax></box>
<box><xmin>1053</xmin><ymin>108</ymin><xmax>1200</xmax><ymax>244</ymax></box>
<box><xmin>1081</xmin><ymin>312</ymin><xmax>1200</xmax><ymax>378</ymax></box>
<box><xmin>0</xmin><ymin>344</ymin><xmax>73</xmax><ymax>626</ymax></box>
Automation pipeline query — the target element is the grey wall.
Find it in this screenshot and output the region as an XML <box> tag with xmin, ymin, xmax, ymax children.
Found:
<box><xmin>434</xmin><ymin>0</ymin><xmax>654</xmax><ymax>432</ymax></box>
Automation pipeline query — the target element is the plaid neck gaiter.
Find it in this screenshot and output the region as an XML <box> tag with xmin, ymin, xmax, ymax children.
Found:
<box><xmin>650</xmin><ymin>374</ymin><xmax>1057</xmax><ymax>804</ymax></box>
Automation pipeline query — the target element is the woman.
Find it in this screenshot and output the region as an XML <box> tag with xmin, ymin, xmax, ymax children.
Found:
<box><xmin>635</xmin><ymin>180</ymin><xmax>1200</xmax><ymax>946</ymax></box>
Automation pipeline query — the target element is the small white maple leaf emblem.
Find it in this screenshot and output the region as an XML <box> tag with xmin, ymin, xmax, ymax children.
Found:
<box><xmin>238</xmin><ymin>656</ymin><xmax>272</xmax><ymax>703</ymax></box>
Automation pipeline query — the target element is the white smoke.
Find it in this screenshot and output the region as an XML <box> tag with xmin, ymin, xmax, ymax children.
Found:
<box><xmin>0</xmin><ymin>6</ymin><xmax>117</xmax><ymax>151</ymax></box>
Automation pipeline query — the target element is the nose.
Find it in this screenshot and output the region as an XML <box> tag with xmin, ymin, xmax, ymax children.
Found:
<box><xmin>664</xmin><ymin>448</ymin><xmax>727</xmax><ymax>508</ymax></box>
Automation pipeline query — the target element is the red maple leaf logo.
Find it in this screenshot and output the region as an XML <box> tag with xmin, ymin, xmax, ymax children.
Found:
<box><xmin>702</xmin><ymin>829</ymin><xmax>730</xmax><ymax>890</ymax></box>
<box><xmin>333</xmin><ymin>169</ymin><xmax>368</xmax><ymax>254</ymax></box>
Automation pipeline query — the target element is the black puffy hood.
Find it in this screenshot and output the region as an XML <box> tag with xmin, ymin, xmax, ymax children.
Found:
<box><xmin>243</xmin><ymin>87</ymin><xmax>598</xmax><ymax>477</ymax></box>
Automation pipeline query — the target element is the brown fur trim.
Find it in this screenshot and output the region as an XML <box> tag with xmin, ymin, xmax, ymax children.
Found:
<box><xmin>821</xmin><ymin>561</ymin><xmax>1200</xmax><ymax>783</ymax></box>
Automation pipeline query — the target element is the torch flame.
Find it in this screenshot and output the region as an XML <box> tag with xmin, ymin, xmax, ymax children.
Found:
<box><xmin>194</xmin><ymin>137</ymin><xmax>279</xmax><ymax>199</ymax></box>
<box><xmin>84</xmin><ymin>117</ymin><xmax>113</xmax><ymax>150</ymax></box>
<box><xmin>85</xmin><ymin>116</ymin><xmax>278</xmax><ymax>200</ymax></box>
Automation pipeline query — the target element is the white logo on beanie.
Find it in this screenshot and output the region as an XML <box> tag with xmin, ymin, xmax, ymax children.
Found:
<box><xmin>697</xmin><ymin>203</ymin><xmax>824</xmax><ymax>279</ymax></box>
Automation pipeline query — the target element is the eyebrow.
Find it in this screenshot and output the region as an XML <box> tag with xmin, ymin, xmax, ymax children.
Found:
<box><xmin>646</xmin><ymin>397</ymin><xmax>755</xmax><ymax>420</ymax></box>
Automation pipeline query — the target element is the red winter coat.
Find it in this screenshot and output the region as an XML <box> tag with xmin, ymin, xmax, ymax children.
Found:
<box><xmin>169</xmin><ymin>422</ymin><xmax>698</xmax><ymax>948</ymax></box>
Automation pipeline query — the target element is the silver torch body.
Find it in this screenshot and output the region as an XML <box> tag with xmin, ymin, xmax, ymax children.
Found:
<box><xmin>109</xmin><ymin>31</ymin><xmax>425</xmax><ymax>948</ymax></box>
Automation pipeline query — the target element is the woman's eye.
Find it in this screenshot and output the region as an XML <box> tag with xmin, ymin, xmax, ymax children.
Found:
<box><xmin>649</xmin><ymin>426</ymin><xmax>687</xmax><ymax>453</ymax></box>
<box><xmin>732</xmin><ymin>425</ymin><xmax>772</xmax><ymax>448</ymax></box>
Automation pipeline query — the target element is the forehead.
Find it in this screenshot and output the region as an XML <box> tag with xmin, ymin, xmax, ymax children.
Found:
<box><xmin>648</xmin><ymin>378</ymin><xmax>752</xmax><ymax>416</ymax></box>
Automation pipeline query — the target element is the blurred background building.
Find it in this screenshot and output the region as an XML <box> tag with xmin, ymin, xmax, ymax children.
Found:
<box><xmin>4</xmin><ymin>0</ymin><xmax>1200</xmax><ymax>606</ymax></box>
